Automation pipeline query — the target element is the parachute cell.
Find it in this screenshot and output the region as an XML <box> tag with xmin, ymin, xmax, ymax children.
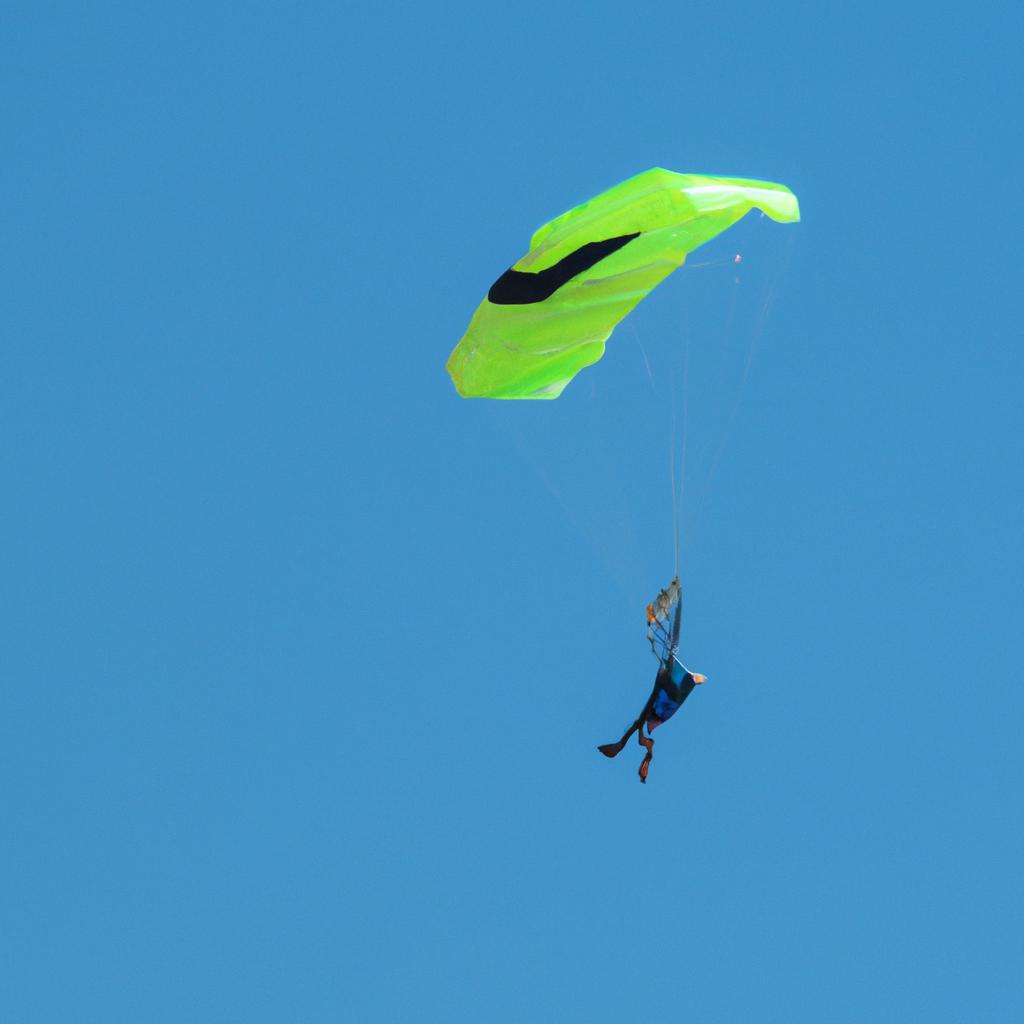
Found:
<box><xmin>446</xmin><ymin>168</ymin><xmax>800</xmax><ymax>399</ymax></box>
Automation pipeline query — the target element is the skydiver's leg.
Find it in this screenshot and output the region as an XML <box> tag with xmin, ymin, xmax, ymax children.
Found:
<box><xmin>597</xmin><ymin>716</ymin><xmax>643</xmax><ymax>758</ymax></box>
<box><xmin>637</xmin><ymin>727</ymin><xmax>655</xmax><ymax>783</ymax></box>
<box><xmin>597</xmin><ymin>695</ymin><xmax>655</xmax><ymax>759</ymax></box>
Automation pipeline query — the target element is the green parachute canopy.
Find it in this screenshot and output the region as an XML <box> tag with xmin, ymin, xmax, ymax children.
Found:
<box><xmin>446</xmin><ymin>168</ymin><xmax>800</xmax><ymax>399</ymax></box>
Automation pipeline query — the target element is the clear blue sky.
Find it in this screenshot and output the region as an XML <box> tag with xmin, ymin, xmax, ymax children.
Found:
<box><xmin>4</xmin><ymin>3</ymin><xmax>1022</xmax><ymax>1021</ymax></box>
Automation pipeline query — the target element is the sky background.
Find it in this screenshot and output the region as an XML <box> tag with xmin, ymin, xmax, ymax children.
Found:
<box><xmin>3</xmin><ymin>2</ymin><xmax>1023</xmax><ymax>1021</ymax></box>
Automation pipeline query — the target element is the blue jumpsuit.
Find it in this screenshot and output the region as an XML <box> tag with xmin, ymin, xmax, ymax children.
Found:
<box><xmin>645</xmin><ymin>657</ymin><xmax>700</xmax><ymax>732</ymax></box>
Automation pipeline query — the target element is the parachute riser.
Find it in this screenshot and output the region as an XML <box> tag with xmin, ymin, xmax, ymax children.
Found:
<box><xmin>646</xmin><ymin>577</ymin><xmax>682</xmax><ymax>666</ymax></box>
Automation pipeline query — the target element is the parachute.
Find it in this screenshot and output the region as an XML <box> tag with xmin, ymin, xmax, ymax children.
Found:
<box><xmin>446</xmin><ymin>168</ymin><xmax>801</xmax><ymax>781</ymax></box>
<box><xmin>446</xmin><ymin>167</ymin><xmax>800</xmax><ymax>400</ymax></box>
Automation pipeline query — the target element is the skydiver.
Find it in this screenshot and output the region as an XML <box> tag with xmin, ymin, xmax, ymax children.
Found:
<box><xmin>598</xmin><ymin>578</ymin><xmax>707</xmax><ymax>783</ymax></box>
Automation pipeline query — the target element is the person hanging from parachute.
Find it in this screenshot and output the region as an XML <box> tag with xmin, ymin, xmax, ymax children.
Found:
<box><xmin>598</xmin><ymin>577</ymin><xmax>707</xmax><ymax>783</ymax></box>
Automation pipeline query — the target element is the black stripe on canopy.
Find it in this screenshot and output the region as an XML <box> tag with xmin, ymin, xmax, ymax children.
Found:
<box><xmin>487</xmin><ymin>232</ymin><xmax>641</xmax><ymax>305</ymax></box>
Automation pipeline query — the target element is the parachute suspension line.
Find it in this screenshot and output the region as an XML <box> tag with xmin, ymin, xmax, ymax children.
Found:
<box><xmin>668</xmin><ymin>326</ymin><xmax>690</xmax><ymax>580</ymax></box>
<box><xmin>670</xmin><ymin>411</ymin><xmax>679</xmax><ymax>578</ymax></box>
<box><xmin>691</xmin><ymin>230</ymin><xmax>797</xmax><ymax>539</ymax></box>
<box><xmin>676</xmin><ymin>341</ymin><xmax>690</xmax><ymax>574</ymax></box>
<box><xmin>630</xmin><ymin>321</ymin><xmax>658</xmax><ymax>397</ymax></box>
<box><xmin>634</xmin><ymin>316</ymin><xmax>680</xmax><ymax>575</ymax></box>
<box><xmin>634</xmin><ymin>315</ymin><xmax>685</xmax><ymax>583</ymax></box>
<box><xmin>690</xmin><ymin>268</ymin><xmax>749</xmax><ymax>542</ymax></box>
<box><xmin>659</xmin><ymin>280</ymin><xmax>692</xmax><ymax>585</ymax></box>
